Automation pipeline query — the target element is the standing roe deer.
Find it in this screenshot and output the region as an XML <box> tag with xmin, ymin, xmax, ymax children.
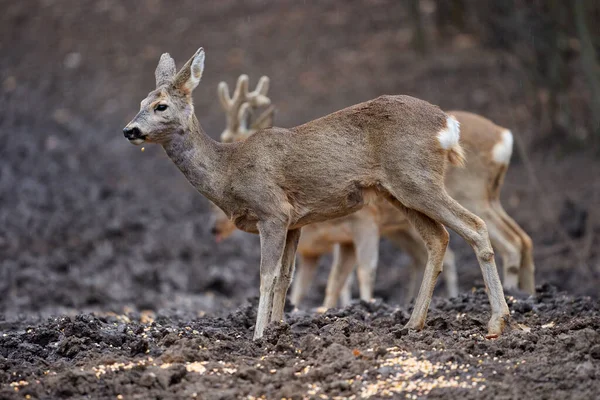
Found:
<box><xmin>123</xmin><ymin>48</ymin><xmax>509</xmax><ymax>339</ymax></box>
<box><xmin>212</xmin><ymin>75</ymin><xmax>458</xmax><ymax>305</ymax></box>
<box><xmin>212</xmin><ymin>75</ymin><xmax>535</xmax><ymax>309</ymax></box>
<box><xmin>325</xmin><ymin>111</ymin><xmax>537</xmax><ymax>306</ymax></box>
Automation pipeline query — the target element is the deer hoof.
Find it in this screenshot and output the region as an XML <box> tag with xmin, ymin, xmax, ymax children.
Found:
<box><xmin>487</xmin><ymin>312</ymin><xmax>509</xmax><ymax>338</ymax></box>
<box><xmin>403</xmin><ymin>319</ymin><xmax>425</xmax><ymax>331</ymax></box>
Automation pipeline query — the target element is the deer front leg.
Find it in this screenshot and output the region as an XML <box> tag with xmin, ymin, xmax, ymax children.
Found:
<box><xmin>490</xmin><ymin>199</ymin><xmax>536</xmax><ymax>294</ymax></box>
<box><xmin>271</xmin><ymin>229</ymin><xmax>301</xmax><ymax>323</ymax></box>
<box><xmin>290</xmin><ymin>254</ymin><xmax>320</xmax><ymax>308</ymax></box>
<box><xmin>323</xmin><ymin>243</ymin><xmax>356</xmax><ymax>309</ymax></box>
<box><xmin>254</xmin><ymin>220</ymin><xmax>288</xmax><ymax>340</ymax></box>
<box><xmin>353</xmin><ymin>219</ymin><xmax>380</xmax><ymax>302</ymax></box>
<box><xmin>400</xmin><ymin>210</ymin><xmax>449</xmax><ymax>331</ymax></box>
<box><xmin>442</xmin><ymin>248</ymin><xmax>459</xmax><ymax>298</ymax></box>
<box><xmin>339</xmin><ymin>272</ymin><xmax>354</xmax><ymax>307</ymax></box>
<box><xmin>478</xmin><ymin>208</ymin><xmax>523</xmax><ymax>292</ymax></box>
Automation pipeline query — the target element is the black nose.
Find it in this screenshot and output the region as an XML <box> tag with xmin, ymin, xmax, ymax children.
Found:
<box><xmin>123</xmin><ymin>126</ymin><xmax>141</xmax><ymax>139</ymax></box>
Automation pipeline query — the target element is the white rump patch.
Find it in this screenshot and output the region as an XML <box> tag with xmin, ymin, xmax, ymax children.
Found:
<box><xmin>492</xmin><ymin>129</ymin><xmax>514</xmax><ymax>165</ymax></box>
<box><xmin>437</xmin><ymin>116</ymin><xmax>461</xmax><ymax>149</ymax></box>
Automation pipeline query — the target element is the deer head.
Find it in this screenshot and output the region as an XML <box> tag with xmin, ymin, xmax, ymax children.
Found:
<box><xmin>218</xmin><ymin>74</ymin><xmax>274</xmax><ymax>143</ymax></box>
<box><xmin>209</xmin><ymin>202</ymin><xmax>237</xmax><ymax>243</ymax></box>
<box><xmin>123</xmin><ymin>48</ymin><xmax>205</xmax><ymax>145</ymax></box>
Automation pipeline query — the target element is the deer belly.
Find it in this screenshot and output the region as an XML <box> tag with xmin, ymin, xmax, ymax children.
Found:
<box><xmin>298</xmin><ymin>221</ymin><xmax>354</xmax><ymax>255</ymax></box>
<box><xmin>290</xmin><ymin>186</ymin><xmax>378</xmax><ymax>228</ymax></box>
<box><xmin>233</xmin><ymin>215</ymin><xmax>259</xmax><ymax>234</ymax></box>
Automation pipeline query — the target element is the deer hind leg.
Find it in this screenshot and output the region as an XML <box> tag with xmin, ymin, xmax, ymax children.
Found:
<box><xmin>477</xmin><ymin>207</ymin><xmax>523</xmax><ymax>292</ymax></box>
<box><xmin>443</xmin><ymin>248</ymin><xmax>459</xmax><ymax>298</ymax></box>
<box><xmin>254</xmin><ymin>220</ymin><xmax>289</xmax><ymax>340</ymax></box>
<box><xmin>406</xmin><ymin>256</ymin><xmax>421</xmax><ymax>305</ymax></box>
<box><xmin>384</xmin><ymin>202</ymin><xmax>449</xmax><ymax>330</ymax></box>
<box><xmin>490</xmin><ymin>199</ymin><xmax>536</xmax><ymax>294</ymax></box>
<box><xmin>385</xmin><ymin>229</ymin><xmax>428</xmax><ymax>304</ymax></box>
<box><xmin>386</xmin><ymin>183</ymin><xmax>510</xmax><ymax>336</ymax></box>
<box><xmin>323</xmin><ymin>243</ymin><xmax>356</xmax><ymax>309</ymax></box>
<box><xmin>339</xmin><ymin>270</ymin><xmax>354</xmax><ymax>307</ymax></box>
<box><xmin>391</xmin><ymin>229</ymin><xmax>458</xmax><ymax>300</ymax></box>
<box><xmin>290</xmin><ymin>254</ymin><xmax>320</xmax><ymax>308</ymax></box>
<box><xmin>488</xmin><ymin>162</ymin><xmax>536</xmax><ymax>294</ymax></box>
<box><xmin>271</xmin><ymin>228</ymin><xmax>302</xmax><ymax>323</ymax></box>
<box><xmin>352</xmin><ymin>219</ymin><xmax>380</xmax><ymax>303</ymax></box>
<box><xmin>413</xmin><ymin>193</ymin><xmax>509</xmax><ymax>336</ymax></box>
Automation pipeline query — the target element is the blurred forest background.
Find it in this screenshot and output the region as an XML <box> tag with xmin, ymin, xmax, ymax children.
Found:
<box><xmin>1</xmin><ymin>0</ymin><xmax>599</xmax><ymax>320</ymax></box>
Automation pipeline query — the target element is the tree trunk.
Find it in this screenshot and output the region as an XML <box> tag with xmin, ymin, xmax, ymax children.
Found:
<box><xmin>573</xmin><ymin>0</ymin><xmax>600</xmax><ymax>140</ymax></box>
<box><xmin>408</xmin><ymin>0</ymin><xmax>428</xmax><ymax>56</ymax></box>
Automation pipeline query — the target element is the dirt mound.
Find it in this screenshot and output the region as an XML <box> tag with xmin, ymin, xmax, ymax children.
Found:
<box><xmin>1</xmin><ymin>285</ymin><xmax>598</xmax><ymax>399</ymax></box>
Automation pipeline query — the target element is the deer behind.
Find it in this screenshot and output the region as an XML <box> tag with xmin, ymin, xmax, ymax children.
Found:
<box><xmin>213</xmin><ymin>76</ymin><xmax>535</xmax><ymax>310</ymax></box>
<box><xmin>212</xmin><ymin>76</ymin><xmax>458</xmax><ymax>306</ymax></box>
<box><xmin>123</xmin><ymin>48</ymin><xmax>509</xmax><ymax>339</ymax></box>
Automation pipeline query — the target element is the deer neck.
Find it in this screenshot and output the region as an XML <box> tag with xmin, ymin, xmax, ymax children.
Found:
<box><xmin>162</xmin><ymin>115</ymin><xmax>227</xmax><ymax>205</ymax></box>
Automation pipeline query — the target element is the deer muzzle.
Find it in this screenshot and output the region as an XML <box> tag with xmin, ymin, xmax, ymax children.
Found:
<box><xmin>123</xmin><ymin>126</ymin><xmax>146</xmax><ymax>145</ymax></box>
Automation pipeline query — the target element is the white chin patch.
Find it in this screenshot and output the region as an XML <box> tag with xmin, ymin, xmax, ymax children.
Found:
<box><xmin>129</xmin><ymin>138</ymin><xmax>145</xmax><ymax>145</ymax></box>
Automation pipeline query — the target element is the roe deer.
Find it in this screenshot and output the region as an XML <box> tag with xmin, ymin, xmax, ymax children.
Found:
<box><xmin>444</xmin><ymin>111</ymin><xmax>535</xmax><ymax>294</ymax></box>
<box><xmin>325</xmin><ymin>111</ymin><xmax>536</xmax><ymax>305</ymax></box>
<box><xmin>212</xmin><ymin>76</ymin><xmax>535</xmax><ymax>309</ymax></box>
<box><xmin>325</xmin><ymin>111</ymin><xmax>536</xmax><ymax>306</ymax></box>
<box><xmin>123</xmin><ymin>48</ymin><xmax>509</xmax><ymax>339</ymax></box>
<box><xmin>211</xmin><ymin>75</ymin><xmax>458</xmax><ymax>305</ymax></box>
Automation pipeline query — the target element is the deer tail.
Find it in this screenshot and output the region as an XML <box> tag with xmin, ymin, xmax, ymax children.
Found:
<box><xmin>438</xmin><ymin>115</ymin><xmax>466</xmax><ymax>167</ymax></box>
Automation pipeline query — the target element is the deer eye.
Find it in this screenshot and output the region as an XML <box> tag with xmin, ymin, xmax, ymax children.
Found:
<box><xmin>155</xmin><ymin>104</ymin><xmax>168</xmax><ymax>112</ymax></box>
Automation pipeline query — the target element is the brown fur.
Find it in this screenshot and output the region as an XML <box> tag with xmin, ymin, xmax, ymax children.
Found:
<box><xmin>448</xmin><ymin>144</ymin><xmax>466</xmax><ymax>167</ymax></box>
<box><xmin>446</xmin><ymin>111</ymin><xmax>535</xmax><ymax>293</ymax></box>
<box><xmin>211</xmin><ymin>87</ymin><xmax>535</xmax><ymax>307</ymax></box>
<box><xmin>123</xmin><ymin>49</ymin><xmax>509</xmax><ymax>339</ymax></box>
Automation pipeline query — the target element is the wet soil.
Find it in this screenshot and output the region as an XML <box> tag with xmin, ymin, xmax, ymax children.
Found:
<box><xmin>1</xmin><ymin>285</ymin><xmax>599</xmax><ymax>399</ymax></box>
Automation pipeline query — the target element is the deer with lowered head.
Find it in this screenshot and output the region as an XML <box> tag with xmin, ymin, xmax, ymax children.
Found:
<box><xmin>212</xmin><ymin>74</ymin><xmax>458</xmax><ymax>305</ymax></box>
<box><xmin>212</xmin><ymin>74</ymin><xmax>536</xmax><ymax>309</ymax></box>
<box><xmin>308</xmin><ymin>111</ymin><xmax>536</xmax><ymax>307</ymax></box>
<box><xmin>123</xmin><ymin>48</ymin><xmax>509</xmax><ymax>339</ymax></box>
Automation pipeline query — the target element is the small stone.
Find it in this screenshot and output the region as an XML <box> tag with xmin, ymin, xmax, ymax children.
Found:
<box><xmin>377</xmin><ymin>366</ymin><xmax>393</xmax><ymax>377</ymax></box>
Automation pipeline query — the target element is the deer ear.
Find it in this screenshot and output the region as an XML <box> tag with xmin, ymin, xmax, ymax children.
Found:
<box><xmin>173</xmin><ymin>47</ymin><xmax>205</xmax><ymax>95</ymax></box>
<box><xmin>155</xmin><ymin>53</ymin><xmax>176</xmax><ymax>87</ymax></box>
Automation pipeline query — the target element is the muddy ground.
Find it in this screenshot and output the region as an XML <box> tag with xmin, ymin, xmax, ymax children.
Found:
<box><xmin>1</xmin><ymin>286</ymin><xmax>600</xmax><ymax>399</ymax></box>
<box><xmin>1</xmin><ymin>0</ymin><xmax>599</xmax><ymax>398</ymax></box>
